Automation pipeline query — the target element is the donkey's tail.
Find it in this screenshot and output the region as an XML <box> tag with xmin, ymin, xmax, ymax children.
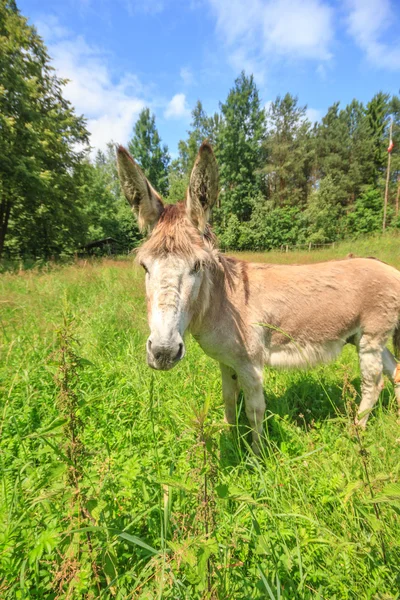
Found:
<box><xmin>393</xmin><ymin>321</ymin><xmax>400</xmax><ymax>359</ymax></box>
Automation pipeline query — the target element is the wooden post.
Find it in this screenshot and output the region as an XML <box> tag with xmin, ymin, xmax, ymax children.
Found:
<box><xmin>396</xmin><ymin>176</ymin><xmax>400</xmax><ymax>220</ymax></box>
<box><xmin>383</xmin><ymin>119</ymin><xmax>393</xmax><ymax>232</ymax></box>
<box><xmin>286</xmin><ymin>244</ymin><xmax>288</xmax><ymax>253</ymax></box>
<box><xmin>308</xmin><ymin>242</ymin><xmax>312</xmax><ymax>251</ymax></box>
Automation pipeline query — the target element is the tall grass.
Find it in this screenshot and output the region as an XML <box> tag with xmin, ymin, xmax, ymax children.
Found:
<box><xmin>0</xmin><ymin>237</ymin><xmax>400</xmax><ymax>598</ymax></box>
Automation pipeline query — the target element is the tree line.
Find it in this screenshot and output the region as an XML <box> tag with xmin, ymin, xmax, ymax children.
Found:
<box><xmin>1</xmin><ymin>0</ymin><xmax>399</xmax><ymax>260</ymax></box>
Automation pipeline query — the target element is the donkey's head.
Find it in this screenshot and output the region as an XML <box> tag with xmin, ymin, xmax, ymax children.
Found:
<box><xmin>117</xmin><ymin>142</ymin><xmax>219</xmax><ymax>370</ymax></box>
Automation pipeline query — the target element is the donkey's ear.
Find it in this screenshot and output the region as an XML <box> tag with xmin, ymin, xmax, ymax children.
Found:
<box><xmin>117</xmin><ymin>145</ymin><xmax>164</xmax><ymax>230</ymax></box>
<box><xmin>186</xmin><ymin>141</ymin><xmax>218</xmax><ymax>232</ymax></box>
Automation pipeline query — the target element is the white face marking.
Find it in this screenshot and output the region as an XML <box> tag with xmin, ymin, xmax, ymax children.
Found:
<box><xmin>141</xmin><ymin>255</ymin><xmax>203</xmax><ymax>370</ymax></box>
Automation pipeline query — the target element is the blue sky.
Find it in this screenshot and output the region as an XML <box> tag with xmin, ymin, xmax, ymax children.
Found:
<box><xmin>19</xmin><ymin>0</ymin><xmax>400</xmax><ymax>157</ymax></box>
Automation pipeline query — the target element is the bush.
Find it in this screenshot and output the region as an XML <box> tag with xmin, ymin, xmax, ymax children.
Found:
<box><xmin>303</xmin><ymin>176</ymin><xmax>343</xmax><ymax>243</ymax></box>
<box><xmin>345</xmin><ymin>186</ymin><xmax>383</xmax><ymax>236</ymax></box>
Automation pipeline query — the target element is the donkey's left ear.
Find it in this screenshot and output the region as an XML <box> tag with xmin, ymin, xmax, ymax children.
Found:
<box><xmin>186</xmin><ymin>141</ymin><xmax>218</xmax><ymax>232</ymax></box>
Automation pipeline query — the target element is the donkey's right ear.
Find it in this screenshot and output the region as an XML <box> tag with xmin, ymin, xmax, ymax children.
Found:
<box><xmin>116</xmin><ymin>145</ymin><xmax>164</xmax><ymax>230</ymax></box>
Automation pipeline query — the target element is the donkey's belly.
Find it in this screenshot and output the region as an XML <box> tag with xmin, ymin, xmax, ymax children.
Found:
<box><xmin>265</xmin><ymin>339</ymin><xmax>346</xmax><ymax>369</ymax></box>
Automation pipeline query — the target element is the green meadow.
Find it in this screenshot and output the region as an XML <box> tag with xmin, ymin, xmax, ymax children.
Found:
<box><xmin>1</xmin><ymin>234</ymin><xmax>400</xmax><ymax>599</ymax></box>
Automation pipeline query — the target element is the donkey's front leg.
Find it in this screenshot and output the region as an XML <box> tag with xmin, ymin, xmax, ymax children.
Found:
<box><xmin>220</xmin><ymin>363</ymin><xmax>240</xmax><ymax>425</ymax></box>
<box><xmin>238</xmin><ymin>365</ymin><xmax>265</xmax><ymax>454</ymax></box>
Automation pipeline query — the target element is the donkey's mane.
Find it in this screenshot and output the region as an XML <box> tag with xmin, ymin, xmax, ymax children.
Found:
<box><xmin>137</xmin><ymin>202</ymin><xmax>218</xmax><ymax>263</ymax></box>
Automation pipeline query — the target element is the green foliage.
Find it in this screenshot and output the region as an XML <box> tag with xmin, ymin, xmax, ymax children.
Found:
<box><xmin>219</xmin><ymin>202</ymin><xmax>305</xmax><ymax>251</ymax></box>
<box><xmin>167</xmin><ymin>101</ymin><xmax>221</xmax><ymax>203</ymax></box>
<box><xmin>79</xmin><ymin>144</ymin><xmax>141</xmax><ymax>251</ymax></box>
<box><xmin>263</xmin><ymin>94</ymin><xmax>314</xmax><ymax>208</ymax></box>
<box><xmin>217</xmin><ymin>72</ymin><xmax>266</xmax><ymax>222</ymax></box>
<box><xmin>345</xmin><ymin>186</ymin><xmax>385</xmax><ymax>237</ymax></box>
<box><xmin>0</xmin><ymin>0</ymin><xmax>89</xmax><ymax>259</ymax></box>
<box><xmin>128</xmin><ymin>108</ymin><xmax>170</xmax><ymax>196</ymax></box>
<box><xmin>1</xmin><ymin>240</ymin><xmax>400</xmax><ymax>597</ymax></box>
<box><xmin>366</xmin><ymin>92</ymin><xmax>390</xmax><ymax>182</ymax></box>
<box><xmin>1</xmin><ymin>0</ymin><xmax>399</xmax><ymax>258</ymax></box>
<box><xmin>304</xmin><ymin>176</ymin><xmax>343</xmax><ymax>243</ymax></box>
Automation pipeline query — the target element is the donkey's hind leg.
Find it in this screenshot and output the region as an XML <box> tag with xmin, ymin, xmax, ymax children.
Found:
<box><xmin>356</xmin><ymin>336</ymin><xmax>384</xmax><ymax>428</ymax></box>
<box><xmin>220</xmin><ymin>363</ymin><xmax>240</xmax><ymax>425</ymax></box>
<box><xmin>382</xmin><ymin>348</ymin><xmax>400</xmax><ymax>417</ymax></box>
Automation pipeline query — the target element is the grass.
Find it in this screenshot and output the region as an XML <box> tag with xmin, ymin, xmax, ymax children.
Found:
<box><xmin>1</xmin><ymin>235</ymin><xmax>400</xmax><ymax>599</ymax></box>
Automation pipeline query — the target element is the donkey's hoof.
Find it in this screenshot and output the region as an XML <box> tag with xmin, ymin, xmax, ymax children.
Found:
<box><xmin>251</xmin><ymin>441</ymin><xmax>262</xmax><ymax>456</ymax></box>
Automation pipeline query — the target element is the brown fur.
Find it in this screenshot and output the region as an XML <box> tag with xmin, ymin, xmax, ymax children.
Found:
<box><xmin>137</xmin><ymin>203</ymin><xmax>217</xmax><ymax>264</ymax></box>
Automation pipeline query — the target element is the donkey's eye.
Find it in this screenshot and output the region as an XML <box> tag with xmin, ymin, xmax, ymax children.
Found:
<box><xmin>192</xmin><ymin>260</ymin><xmax>201</xmax><ymax>274</ymax></box>
<box><xmin>140</xmin><ymin>262</ymin><xmax>149</xmax><ymax>274</ymax></box>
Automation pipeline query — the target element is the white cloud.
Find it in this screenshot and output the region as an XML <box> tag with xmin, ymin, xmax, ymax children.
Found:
<box><xmin>164</xmin><ymin>93</ymin><xmax>191</xmax><ymax>119</ymax></box>
<box><xmin>180</xmin><ymin>67</ymin><xmax>195</xmax><ymax>86</ymax></box>
<box><xmin>208</xmin><ymin>0</ymin><xmax>334</xmax><ymax>80</ymax></box>
<box><xmin>35</xmin><ymin>15</ymin><xmax>69</xmax><ymax>41</ymax></box>
<box><xmin>345</xmin><ymin>0</ymin><xmax>400</xmax><ymax>70</ymax></box>
<box><xmin>35</xmin><ymin>18</ymin><xmax>147</xmax><ymax>154</ymax></box>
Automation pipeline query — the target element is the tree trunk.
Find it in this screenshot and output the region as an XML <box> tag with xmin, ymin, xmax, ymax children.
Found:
<box><xmin>0</xmin><ymin>199</ymin><xmax>11</xmax><ymax>259</ymax></box>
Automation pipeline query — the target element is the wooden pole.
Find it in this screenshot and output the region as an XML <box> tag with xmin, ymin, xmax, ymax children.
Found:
<box><xmin>383</xmin><ymin>119</ymin><xmax>393</xmax><ymax>232</ymax></box>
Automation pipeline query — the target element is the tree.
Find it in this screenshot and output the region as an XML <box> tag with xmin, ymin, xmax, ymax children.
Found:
<box><xmin>217</xmin><ymin>72</ymin><xmax>266</xmax><ymax>222</ymax></box>
<box><xmin>303</xmin><ymin>176</ymin><xmax>343</xmax><ymax>243</ymax></box>
<box><xmin>128</xmin><ymin>108</ymin><xmax>170</xmax><ymax>197</ymax></box>
<box><xmin>0</xmin><ymin>0</ymin><xmax>89</xmax><ymax>258</ymax></box>
<box><xmin>262</xmin><ymin>94</ymin><xmax>314</xmax><ymax>207</ymax></box>
<box><xmin>366</xmin><ymin>92</ymin><xmax>390</xmax><ymax>183</ymax></box>
<box><xmin>182</xmin><ymin>100</ymin><xmax>221</xmax><ymax>170</ymax></box>
<box><xmin>315</xmin><ymin>100</ymin><xmax>374</xmax><ymax>207</ymax></box>
<box><xmin>168</xmin><ymin>101</ymin><xmax>221</xmax><ymax>203</ymax></box>
<box><xmin>79</xmin><ymin>144</ymin><xmax>141</xmax><ymax>251</ymax></box>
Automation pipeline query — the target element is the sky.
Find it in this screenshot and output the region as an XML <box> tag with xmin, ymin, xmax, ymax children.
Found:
<box><xmin>19</xmin><ymin>0</ymin><xmax>400</xmax><ymax>158</ymax></box>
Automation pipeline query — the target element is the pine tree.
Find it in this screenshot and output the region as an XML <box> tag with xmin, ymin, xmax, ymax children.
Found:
<box><xmin>128</xmin><ymin>108</ymin><xmax>170</xmax><ymax>196</ymax></box>
<box><xmin>315</xmin><ymin>100</ymin><xmax>373</xmax><ymax>206</ymax></box>
<box><xmin>366</xmin><ymin>92</ymin><xmax>390</xmax><ymax>182</ymax></box>
<box><xmin>168</xmin><ymin>101</ymin><xmax>221</xmax><ymax>203</ymax></box>
<box><xmin>217</xmin><ymin>72</ymin><xmax>266</xmax><ymax>222</ymax></box>
<box><xmin>262</xmin><ymin>94</ymin><xmax>314</xmax><ymax>207</ymax></box>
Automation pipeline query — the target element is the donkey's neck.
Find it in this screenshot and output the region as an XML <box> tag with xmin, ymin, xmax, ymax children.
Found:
<box><xmin>189</xmin><ymin>255</ymin><xmax>246</xmax><ymax>340</ymax></box>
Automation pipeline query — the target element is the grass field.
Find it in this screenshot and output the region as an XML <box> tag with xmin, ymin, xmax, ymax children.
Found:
<box><xmin>1</xmin><ymin>234</ymin><xmax>400</xmax><ymax>599</ymax></box>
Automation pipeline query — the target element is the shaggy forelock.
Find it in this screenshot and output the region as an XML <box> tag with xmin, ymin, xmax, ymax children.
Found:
<box><xmin>136</xmin><ymin>202</ymin><xmax>218</xmax><ymax>266</ymax></box>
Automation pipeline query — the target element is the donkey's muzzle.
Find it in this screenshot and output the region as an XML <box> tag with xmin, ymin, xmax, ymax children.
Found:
<box><xmin>146</xmin><ymin>336</ymin><xmax>185</xmax><ymax>370</ymax></box>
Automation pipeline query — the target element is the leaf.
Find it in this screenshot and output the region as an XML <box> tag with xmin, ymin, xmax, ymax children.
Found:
<box><xmin>257</xmin><ymin>565</ymin><xmax>277</xmax><ymax>600</ymax></box>
<box><xmin>118</xmin><ymin>532</ymin><xmax>159</xmax><ymax>555</ymax></box>
<box><xmin>215</xmin><ymin>484</ymin><xmax>229</xmax><ymax>498</ymax></box>
<box><xmin>343</xmin><ymin>479</ymin><xmax>364</xmax><ymax>503</ymax></box>
<box><xmin>366</xmin><ymin>514</ymin><xmax>383</xmax><ymax>532</ymax></box>
<box><xmin>25</xmin><ymin>417</ymin><xmax>67</xmax><ymax>438</ymax></box>
<box><xmin>366</xmin><ymin>483</ymin><xmax>400</xmax><ymax>505</ymax></box>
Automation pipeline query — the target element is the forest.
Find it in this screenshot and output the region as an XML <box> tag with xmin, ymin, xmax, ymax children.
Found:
<box><xmin>1</xmin><ymin>0</ymin><xmax>400</xmax><ymax>260</ymax></box>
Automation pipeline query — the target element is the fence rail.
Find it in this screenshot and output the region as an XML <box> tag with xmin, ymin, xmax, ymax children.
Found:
<box><xmin>279</xmin><ymin>241</ymin><xmax>336</xmax><ymax>252</ymax></box>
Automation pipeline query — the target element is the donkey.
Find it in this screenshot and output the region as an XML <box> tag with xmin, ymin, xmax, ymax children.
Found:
<box><xmin>117</xmin><ymin>142</ymin><xmax>400</xmax><ymax>452</ymax></box>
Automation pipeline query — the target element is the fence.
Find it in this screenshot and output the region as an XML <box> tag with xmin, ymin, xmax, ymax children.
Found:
<box><xmin>279</xmin><ymin>241</ymin><xmax>337</xmax><ymax>252</ymax></box>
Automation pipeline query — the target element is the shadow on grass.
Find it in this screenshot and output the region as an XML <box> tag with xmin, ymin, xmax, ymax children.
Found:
<box><xmin>218</xmin><ymin>373</ymin><xmax>396</xmax><ymax>469</ymax></box>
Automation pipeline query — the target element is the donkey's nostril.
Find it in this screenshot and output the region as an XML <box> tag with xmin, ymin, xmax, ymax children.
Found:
<box><xmin>175</xmin><ymin>343</ymin><xmax>184</xmax><ymax>362</ymax></box>
<box><xmin>148</xmin><ymin>339</ymin><xmax>152</xmax><ymax>351</ymax></box>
